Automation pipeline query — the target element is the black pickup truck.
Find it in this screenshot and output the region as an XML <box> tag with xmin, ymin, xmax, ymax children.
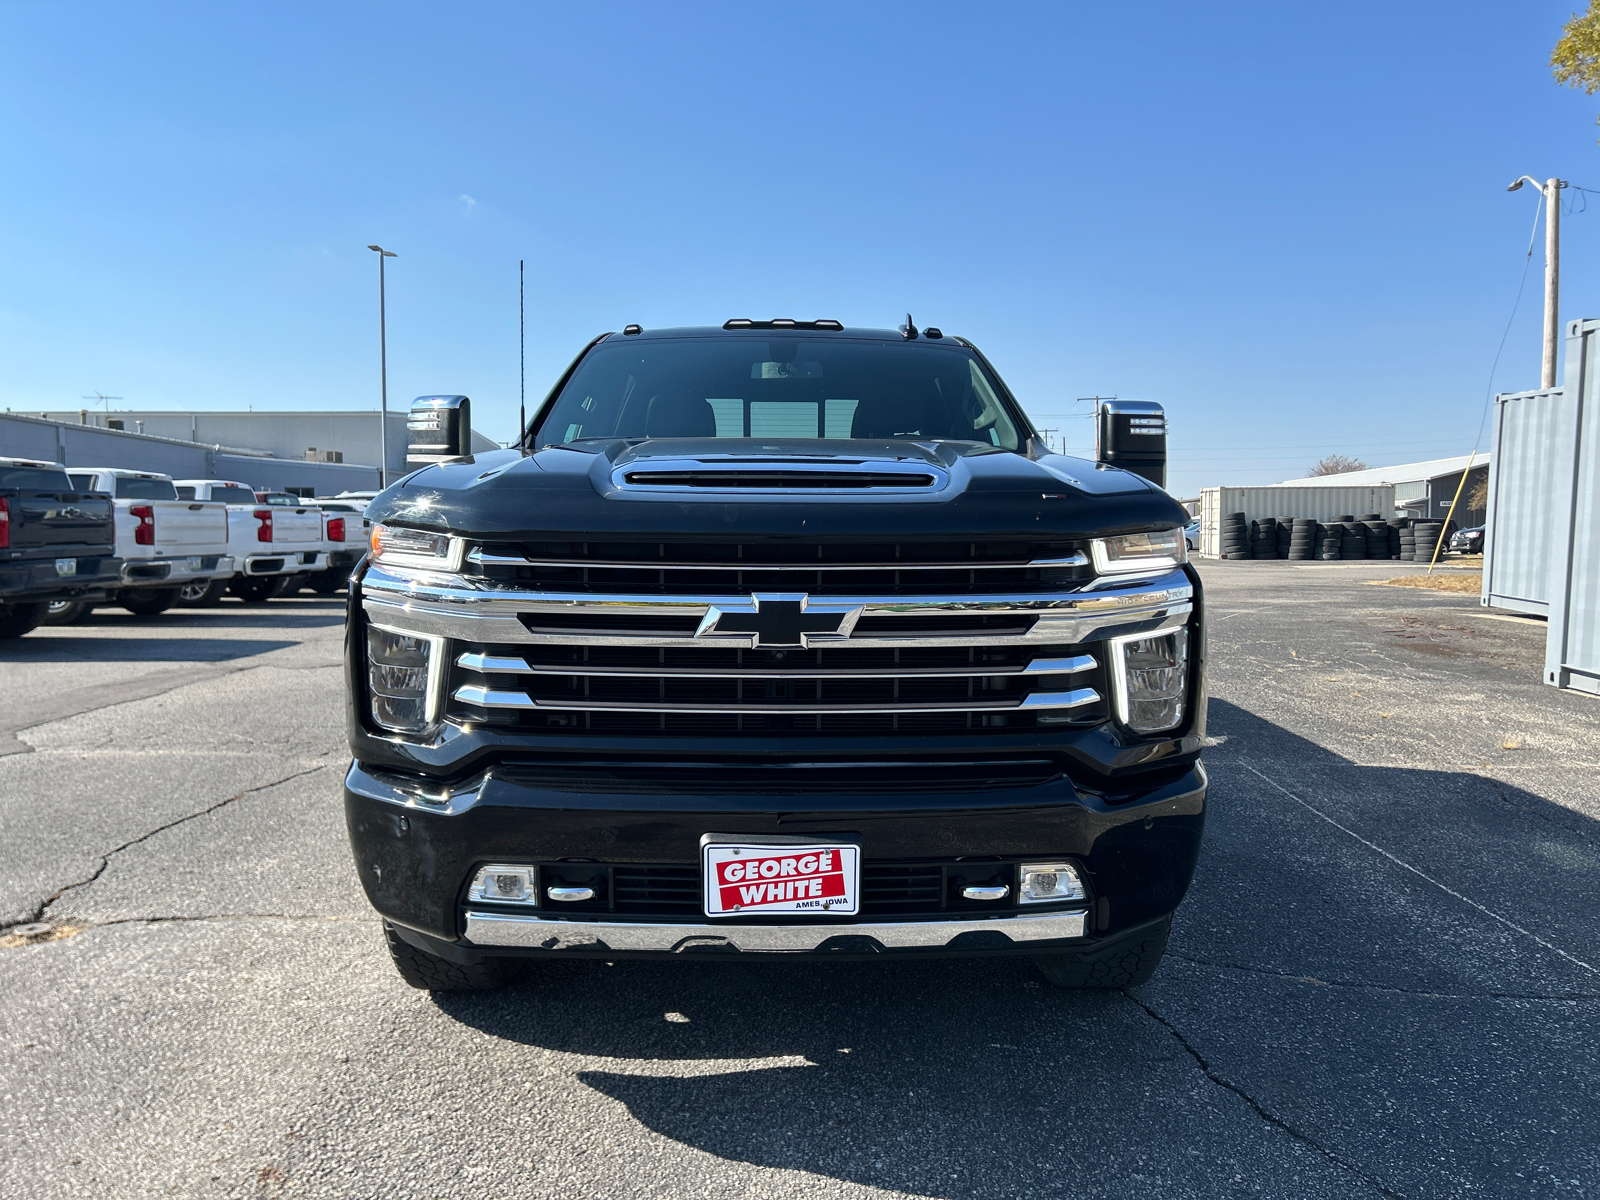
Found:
<box><xmin>345</xmin><ymin>321</ymin><xmax>1205</xmax><ymax>991</ymax></box>
<box><xmin>0</xmin><ymin>458</ymin><xmax>121</xmax><ymax>639</ymax></box>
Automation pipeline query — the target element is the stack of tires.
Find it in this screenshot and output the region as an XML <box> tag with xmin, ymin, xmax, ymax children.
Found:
<box><xmin>1287</xmin><ymin>518</ymin><xmax>1317</xmax><ymax>560</ymax></box>
<box><xmin>1337</xmin><ymin>517</ymin><xmax>1366</xmax><ymax>559</ymax></box>
<box><xmin>1220</xmin><ymin>512</ymin><xmax>1249</xmax><ymax>558</ymax></box>
<box><xmin>1250</xmin><ymin>517</ymin><xmax>1279</xmax><ymax>559</ymax></box>
<box><xmin>1386</xmin><ymin>520</ymin><xmax>1406</xmax><ymax>559</ymax></box>
<box><xmin>1358</xmin><ymin>514</ymin><xmax>1389</xmax><ymax>559</ymax></box>
<box><xmin>1409</xmin><ymin>521</ymin><xmax>1444</xmax><ymax>564</ymax></box>
<box><xmin>1275</xmin><ymin>518</ymin><xmax>1294</xmax><ymax>557</ymax></box>
<box><xmin>1318</xmin><ymin>523</ymin><xmax>1343</xmax><ymax>560</ymax></box>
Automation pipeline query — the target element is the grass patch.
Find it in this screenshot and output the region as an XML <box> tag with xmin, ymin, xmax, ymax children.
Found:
<box><xmin>1370</xmin><ymin>574</ymin><xmax>1482</xmax><ymax>594</ymax></box>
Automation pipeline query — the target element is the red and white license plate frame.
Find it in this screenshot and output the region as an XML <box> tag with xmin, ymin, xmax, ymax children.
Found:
<box><xmin>701</xmin><ymin>841</ymin><xmax>860</xmax><ymax>917</ymax></box>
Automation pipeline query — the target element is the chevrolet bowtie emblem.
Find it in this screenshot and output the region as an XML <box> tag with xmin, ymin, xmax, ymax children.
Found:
<box><xmin>695</xmin><ymin>593</ymin><xmax>863</xmax><ymax>647</ymax></box>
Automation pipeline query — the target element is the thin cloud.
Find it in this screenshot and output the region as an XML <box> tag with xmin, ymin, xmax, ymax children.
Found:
<box><xmin>459</xmin><ymin>194</ymin><xmax>477</xmax><ymax>206</ymax></box>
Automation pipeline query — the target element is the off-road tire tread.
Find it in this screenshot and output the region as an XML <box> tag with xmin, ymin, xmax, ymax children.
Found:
<box><xmin>1032</xmin><ymin>919</ymin><xmax>1171</xmax><ymax>989</ymax></box>
<box><xmin>383</xmin><ymin>924</ymin><xmax>518</xmax><ymax>992</ymax></box>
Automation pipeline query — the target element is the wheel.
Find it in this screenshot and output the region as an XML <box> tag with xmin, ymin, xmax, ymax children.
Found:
<box><xmin>119</xmin><ymin>587</ymin><xmax>180</xmax><ymax>616</ymax></box>
<box><xmin>307</xmin><ymin>569</ymin><xmax>345</xmax><ymax>595</ymax></box>
<box><xmin>43</xmin><ymin>599</ymin><xmax>92</xmax><ymax>625</ymax></box>
<box><xmin>229</xmin><ymin>575</ymin><xmax>286</xmax><ymax>603</ymax></box>
<box><xmin>383</xmin><ymin>923</ymin><xmax>521</xmax><ymax>992</ymax></box>
<box><xmin>177</xmin><ymin>579</ymin><xmax>227</xmax><ymax>606</ymax></box>
<box><xmin>1032</xmin><ymin>917</ymin><xmax>1171</xmax><ymax>988</ymax></box>
<box><xmin>0</xmin><ymin>602</ymin><xmax>46</xmax><ymax>639</ymax></box>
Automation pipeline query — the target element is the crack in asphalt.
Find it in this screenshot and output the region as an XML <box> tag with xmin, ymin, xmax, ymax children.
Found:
<box><xmin>2</xmin><ymin>765</ymin><xmax>330</xmax><ymax>931</ymax></box>
<box><xmin>1166</xmin><ymin>952</ymin><xmax>1600</xmax><ymax>1002</ymax></box>
<box><xmin>94</xmin><ymin>913</ymin><xmax>363</xmax><ymax>927</ymax></box>
<box><xmin>1122</xmin><ymin>990</ymin><xmax>1406</xmax><ymax>1199</ymax></box>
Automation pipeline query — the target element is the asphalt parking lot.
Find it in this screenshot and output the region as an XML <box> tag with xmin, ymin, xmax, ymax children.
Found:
<box><xmin>2</xmin><ymin>564</ymin><xmax>1598</xmax><ymax>1199</ymax></box>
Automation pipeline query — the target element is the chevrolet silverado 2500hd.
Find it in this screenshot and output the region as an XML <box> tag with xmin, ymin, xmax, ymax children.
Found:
<box><xmin>345</xmin><ymin>320</ymin><xmax>1204</xmax><ymax>991</ymax></box>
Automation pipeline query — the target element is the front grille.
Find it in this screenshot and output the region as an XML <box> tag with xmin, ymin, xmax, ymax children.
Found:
<box><xmin>470</xmin><ymin>859</ymin><xmax>1063</xmax><ymax>919</ymax></box>
<box><xmin>466</xmin><ymin>539</ymin><xmax>1091</xmax><ymax>597</ymax></box>
<box><xmin>435</xmin><ymin>538</ymin><xmax>1114</xmax><ymax>742</ymax></box>
<box><xmin>448</xmin><ymin>640</ymin><xmax>1109</xmax><ymax>736</ymax></box>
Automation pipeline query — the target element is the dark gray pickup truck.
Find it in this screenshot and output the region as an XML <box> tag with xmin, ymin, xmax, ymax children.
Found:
<box><xmin>0</xmin><ymin>458</ymin><xmax>121</xmax><ymax>639</ymax></box>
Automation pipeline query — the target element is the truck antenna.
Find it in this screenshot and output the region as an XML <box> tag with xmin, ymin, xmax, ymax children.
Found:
<box><xmin>519</xmin><ymin>259</ymin><xmax>526</xmax><ymax>450</ymax></box>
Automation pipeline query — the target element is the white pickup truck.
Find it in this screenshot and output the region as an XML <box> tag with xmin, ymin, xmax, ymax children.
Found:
<box><xmin>170</xmin><ymin>480</ymin><xmax>329</xmax><ymax>603</ymax></box>
<box><xmin>56</xmin><ymin>468</ymin><xmax>234</xmax><ymax>617</ymax></box>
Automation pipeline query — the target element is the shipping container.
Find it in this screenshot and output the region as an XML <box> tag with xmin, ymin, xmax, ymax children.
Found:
<box><xmin>1481</xmin><ymin>385</ymin><xmax>1574</xmax><ymax>616</ymax></box>
<box><xmin>1544</xmin><ymin>319</ymin><xmax>1600</xmax><ymax>695</ymax></box>
<box><xmin>1197</xmin><ymin>486</ymin><xmax>1395</xmax><ymax>559</ymax></box>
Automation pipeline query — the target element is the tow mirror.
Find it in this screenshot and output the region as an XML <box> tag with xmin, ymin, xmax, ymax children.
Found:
<box><xmin>1095</xmin><ymin>400</ymin><xmax>1167</xmax><ymax>488</ymax></box>
<box><xmin>407</xmin><ymin>395</ymin><xmax>472</xmax><ymax>464</ymax></box>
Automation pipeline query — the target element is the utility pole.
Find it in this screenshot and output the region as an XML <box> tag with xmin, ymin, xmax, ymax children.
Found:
<box><xmin>367</xmin><ymin>245</ymin><xmax>398</xmax><ymax>486</ymax></box>
<box><xmin>1508</xmin><ymin>177</ymin><xmax>1566</xmax><ymax>389</ymax></box>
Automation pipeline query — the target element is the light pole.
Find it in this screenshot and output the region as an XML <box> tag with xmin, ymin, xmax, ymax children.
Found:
<box><xmin>367</xmin><ymin>244</ymin><xmax>397</xmax><ymax>485</ymax></box>
<box><xmin>1507</xmin><ymin>177</ymin><xmax>1565</xmax><ymax>389</ymax></box>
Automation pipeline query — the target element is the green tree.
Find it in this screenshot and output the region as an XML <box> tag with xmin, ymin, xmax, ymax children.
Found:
<box><xmin>1552</xmin><ymin>1</ymin><xmax>1600</xmax><ymax>126</ymax></box>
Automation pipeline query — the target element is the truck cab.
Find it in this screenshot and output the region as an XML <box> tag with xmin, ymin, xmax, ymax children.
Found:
<box><xmin>343</xmin><ymin>321</ymin><xmax>1204</xmax><ymax>992</ymax></box>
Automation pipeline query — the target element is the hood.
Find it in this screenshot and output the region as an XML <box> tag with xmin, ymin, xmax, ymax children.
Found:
<box><xmin>367</xmin><ymin>440</ymin><xmax>1186</xmax><ymax>542</ymax></box>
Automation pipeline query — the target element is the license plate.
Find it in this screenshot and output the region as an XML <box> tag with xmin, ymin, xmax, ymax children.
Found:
<box><xmin>186</xmin><ymin>556</ymin><xmax>202</xmax><ymax>571</ymax></box>
<box><xmin>55</xmin><ymin>558</ymin><xmax>76</xmax><ymax>577</ymax></box>
<box><xmin>702</xmin><ymin>841</ymin><xmax>860</xmax><ymax>917</ymax></box>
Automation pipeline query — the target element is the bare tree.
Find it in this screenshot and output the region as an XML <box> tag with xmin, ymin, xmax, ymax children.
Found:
<box><xmin>1307</xmin><ymin>455</ymin><xmax>1368</xmax><ymax>477</ymax></box>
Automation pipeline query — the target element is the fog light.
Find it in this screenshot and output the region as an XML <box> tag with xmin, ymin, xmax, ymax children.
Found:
<box><xmin>1019</xmin><ymin>862</ymin><xmax>1087</xmax><ymax>904</ymax></box>
<box><xmin>367</xmin><ymin>624</ymin><xmax>444</xmax><ymax>735</ymax></box>
<box><xmin>468</xmin><ymin>864</ymin><xmax>537</xmax><ymax>905</ymax></box>
<box><xmin>1109</xmin><ymin>627</ymin><xmax>1189</xmax><ymax>733</ymax></box>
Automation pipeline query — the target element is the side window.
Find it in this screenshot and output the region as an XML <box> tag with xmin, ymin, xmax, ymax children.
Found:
<box><xmin>966</xmin><ymin>361</ymin><xmax>1019</xmax><ymax>450</ymax></box>
<box><xmin>175</xmin><ymin>486</ymin><xmax>196</xmax><ymax>500</ymax></box>
<box><xmin>69</xmin><ymin>474</ymin><xmax>96</xmax><ymax>491</ymax></box>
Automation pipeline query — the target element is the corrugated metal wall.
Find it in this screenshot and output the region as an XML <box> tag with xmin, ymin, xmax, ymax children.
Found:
<box><xmin>1481</xmin><ymin>387</ymin><xmax>1575</xmax><ymax>616</ymax></box>
<box><xmin>1545</xmin><ymin>319</ymin><xmax>1600</xmax><ymax>694</ymax></box>
<box><xmin>0</xmin><ymin>413</ymin><xmax>382</xmax><ymax>494</ymax></box>
<box><xmin>1197</xmin><ymin>486</ymin><xmax>1395</xmax><ymax>558</ymax></box>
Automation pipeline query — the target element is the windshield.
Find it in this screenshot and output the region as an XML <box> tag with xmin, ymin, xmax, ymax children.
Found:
<box><xmin>113</xmin><ymin>477</ymin><xmax>178</xmax><ymax>500</ymax></box>
<box><xmin>534</xmin><ymin>338</ymin><xmax>1024</xmax><ymax>450</ymax></box>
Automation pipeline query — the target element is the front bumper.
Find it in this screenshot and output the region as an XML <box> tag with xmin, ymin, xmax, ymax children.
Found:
<box><xmin>346</xmin><ymin>758</ymin><xmax>1205</xmax><ymax>963</ymax></box>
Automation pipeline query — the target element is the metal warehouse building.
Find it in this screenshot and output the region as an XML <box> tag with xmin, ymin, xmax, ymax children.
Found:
<box><xmin>1273</xmin><ymin>455</ymin><xmax>1490</xmax><ymax>524</ymax></box>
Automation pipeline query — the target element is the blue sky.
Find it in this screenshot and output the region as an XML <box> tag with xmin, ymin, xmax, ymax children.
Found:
<box><xmin>2</xmin><ymin>1</ymin><xmax>1597</xmax><ymax>496</ymax></box>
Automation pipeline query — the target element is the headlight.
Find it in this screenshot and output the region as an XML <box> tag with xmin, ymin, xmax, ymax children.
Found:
<box><xmin>1090</xmin><ymin>529</ymin><xmax>1186</xmax><ymax>574</ymax></box>
<box><xmin>369</xmin><ymin>523</ymin><xmax>462</xmax><ymax>571</ymax></box>
<box><xmin>1109</xmin><ymin>627</ymin><xmax>1190</xmax><ymax>733</ymax></box>
<box><xmin>367</xmin><ymin>624</ymin><xmax>445</xmax><ymax>735</ymax></box>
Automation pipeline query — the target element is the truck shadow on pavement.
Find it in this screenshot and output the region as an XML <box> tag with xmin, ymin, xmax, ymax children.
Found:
<box><xmin>2</xmin><ymin>635</ymin><xmax>301</xmax><ymax>662</ymax></box>
<box><xmin>432</xmin><ymin>699</ymin><xmax>1600</xmax><ymax>1198</ymax></box>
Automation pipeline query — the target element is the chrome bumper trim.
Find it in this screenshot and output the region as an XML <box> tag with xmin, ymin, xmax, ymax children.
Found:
<box><xmin>463</xmin><ymin>908</ymin><xmax>1089</xmax><ymax>952</ymax></box>
<box><xmin>466</xmin><ymin>548</ymin><xmax>1090</xmax><ymax>572</ymax></box>
<box><xmin>452</xmin><ymin>650</ymin><xmax>1097</xmax><ymax>680</ymax></box>
<box><xmin>450</xmin><ymin>684</ymin><xmax>1101</xmax><ymax>715</ymax></box>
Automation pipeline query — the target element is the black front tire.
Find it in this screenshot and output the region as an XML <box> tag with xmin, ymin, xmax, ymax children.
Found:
<box><xmin>229</xmin><ymin>576</ymin><xmax>285</xmax><ymax>604</ymax></box>
<box><xmin>383</xmin><ymin>924</ymin><xmax>521</xmax><ymax>992</ymax></box>
<box><xmin>1032</xmin><ymin>917</ymin><xmax>1171</xmax><ymax>989</ymax></box>
<box><xmin>119</xmin><ymin>587</ymin><xmax>180</xmax><ymax>616</ymax></box>
<box><xmin>0</xmin><ymin>602</ymin><xmax>47</xmax><ymax>639</ymax></box>
<box><xmin>307</xmin><ymin>569</ymin><xmax>345</xmax><ymax>595</ymax></box>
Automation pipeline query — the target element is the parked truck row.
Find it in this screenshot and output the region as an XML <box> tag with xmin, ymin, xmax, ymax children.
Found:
<box><xmin>0</xmin><ymin>457</ymin><xmax>368</xmax><ymax>637</ymax></box>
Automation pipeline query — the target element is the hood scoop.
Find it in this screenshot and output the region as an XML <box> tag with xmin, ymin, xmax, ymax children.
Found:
<box><xmin>617</xmin><ymin>456</ymin><xmax>942</xmax><ymax>493</ymax></box>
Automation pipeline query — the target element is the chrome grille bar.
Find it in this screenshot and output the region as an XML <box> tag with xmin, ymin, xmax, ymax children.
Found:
<box><xmin>467</xmin><ymin>549</ymin><xmax>1088</xmax><ymax>571</ymax></box>
<box><xmin>454</xmin><ymin>651</ymin><xmax>1096</xmax><ymax>680</ymax></box>
<box><xmin>452</xmin><ymin>684</ymin><xmax>1101</xmax><ymax>715</ymax></box>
